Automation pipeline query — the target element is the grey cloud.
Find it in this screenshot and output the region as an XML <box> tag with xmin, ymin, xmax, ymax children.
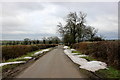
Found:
<box><xmin>1</xmin><ymin>2</ymin><xmax>118</xmax><ymax>40</ymax></box>
<box><xmin>2</xmin><ymin>2</ymin><xmax>45</xmax><ymax>17</ymax></box>
<box><xmin>16</xmin><ymin>2</ymin><xmax>45</xmax><ymax>11</ymax></box>
<box><xmin>2</xmin><ymin>33</ymin><xmax>58</xmax><ymax>40</ymax></box>
<box><xmin>114</xmin><ymin>2</ymin><xmax>119</xmax><ymax>39</ymax></box>
<box><xmin>98</xmin><ymin>31</ymin><xmax>118</xmax><ymax>39</ymax></box>
<box><xmin>2</xmin><ymin>16</ymin><xmax>25</xmax><ymax>27</ymax></box>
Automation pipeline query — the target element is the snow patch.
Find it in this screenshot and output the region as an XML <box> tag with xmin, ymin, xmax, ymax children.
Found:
<box><xmin>0</xmin><ymin>48</ymin><xmax>51</xmax><ymax>67</ymax></box>
<box><xmin>70</xmin><ymin>56</ymin><xmax>88</xmax><ymax>65</ymax></box>
<box><xmin>42</xmin><ymin>49</ymin><xmax>50</xmax><ymax>52</ymax></box>
<box><xmin>80</xmin><ymin>61</ymin><xmax>107</xmax><ymax>72</ymax></box>
<box><xmin>34</xmin><ymin>51</ymin><xmax>43</xmax><ymax>55</ymax></box>
<box><xmin>63</xmin><ymin>46</ymin><xmax>69</xmax><ymax>49</ymax></box>
<box><xmin>0</xmin><ymin>61</ymin><xmax>26</xmax><ymax>67</ymax></box>
<box><xmin>64</xmin><ymin>49</ymin><xmax>107</xmax><ymax>72</ymax></box>
<box><xmin>23</xmin><ymin>57</ymin><xmax>32</xmax><ymax>59</ymax></box>
<box><xmin>77</xmin><ymin>55</ymin><xmax>87</xmax><ymax>57</ymax></box>
<box><xmin>71</xmin><ymin>49</ymin><xmax>76</xmax><ymax>51</ymax></box>
<box><xmin>64</xmin><ymin>50</ymin><xmax>88</xmax><ymax>65</ymax></box>
<box><xmin>33</xmin><ymin>48</ymin><xmax>50</xmax><ymax>56</ymax></box>
<box><xmin>72</xmin><ymin>53</ymin><xmax>79</xmax><ymax>55</ymax></box>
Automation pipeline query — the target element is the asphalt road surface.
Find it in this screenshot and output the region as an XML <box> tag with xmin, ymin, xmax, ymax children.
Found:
<box><xmin>16</xmin><ymin>45</ymin><xmax>87</xmax><ymax>78</ymax></box>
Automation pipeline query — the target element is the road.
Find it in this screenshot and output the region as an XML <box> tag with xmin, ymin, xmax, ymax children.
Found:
<box><xmin>16</xmin><ymin>45</ymin><xmax>87</xmax><ymax>78</ymax></box>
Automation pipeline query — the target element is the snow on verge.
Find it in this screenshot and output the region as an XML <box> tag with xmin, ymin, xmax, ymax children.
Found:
<box><xmin>17</xmin><ymin>57</ymin><xmax>32</xmax><ymax>60</ymax></box>
<box><xmin>64</xmin><ymin>49</ymin><xmax>88</xmax><ymax>65</ymax></box>
<box><xmin>1</xmin><ymin>48</ymin><xmax>51</xmax><ymax>67</ymax></box>
<box><xmin>71</xmin><ymin>49</ymin><xmax>76</xmax><ymax>51</ymax></box>
<box><xmin>70</xmin><ymin>56</ymin><xmax>88</xmax><ymax>65</ymax></box>
<box><xmin>42</xmin><ymin>49</ymin><xmax>50</xmax><ymax>52</ymax></box>
<box><xmin>80</xmin><ymin>61</ymin><xmax>107</xmax><ymax>72</ymax></box>
<box><xmin>64</xmin><ymin>47</ymin><xmax>107</xmax><ymax>72</ymax></box>
<box><xmin>33</xmin><ymin>49</ymin><xmax>50</xmax><ymax>56</ymax></box>
<box><xmin>72</xmin><ymin>53</ymin><xmax>79</xmax><ymax>55</ymax></box>
<box><xmin>0</xmin><ymin>61</ymin><xmax>26</xmax><ymax>67</ymax></box>
<box><xmin>34</xmin><ymin>51</ymin><xmax>43</xmax><ymax>55</ymax></box>
<box><xmin>77</xmin><ymin>55</ymin><xmax>87</xmax><ymax>57</ymax></box>
<box><xmin>63</xmin><ymin>46</ymin><xmax>69</xmax><ymax>49</ymax></box>
<box><xmin>23</xmin><ymin>57</ymin><xmax>32</xmax><ymax>59</ymax></box>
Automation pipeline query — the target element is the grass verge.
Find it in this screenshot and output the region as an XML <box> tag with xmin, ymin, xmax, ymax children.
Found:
<box><xmin>72</xmin><ymin>50</ymin><xmax>79</xmax><ymax>53</ymax></box>
<box><xmin>72</xmin><ymin>49</ymin><xmax>120</xmax><ymax>78</ymax></box>
<box><xmin>80</xmin><ymin>56</ymin><xmax>96</xmax><ymax>61</ymax></box>
<box><xmin>71</xmin><ymin>51</ymin><xmax>82</xmax><ymax>55</ymax></box>
<box><xmin>5</xmin><ymin>49</ymin><xmax>42</xmax><ymax>62</ymax></box>
<box><xmin>2</xmin><ymin>64</ymin><xmax>22</xmax><ymax>72</ymax></box>
<box><xmin>96</xmin><ymin>66</ymin><xmax>120</xmax><ymax>78</ymax></box>
<box><xmin>1</xmin><ymin>49</ymin><xmax>43</xmax><ymax>73</ymax></box>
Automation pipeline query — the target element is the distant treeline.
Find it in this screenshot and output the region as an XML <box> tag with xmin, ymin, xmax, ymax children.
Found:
<box><xmin>1</xmin><ymin>36</ymin><xmax>61</xmax><ymax>45</ymax></box>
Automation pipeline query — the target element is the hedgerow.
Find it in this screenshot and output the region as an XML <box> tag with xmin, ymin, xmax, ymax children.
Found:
<box><xmin>72</xmin><ymin>41</ymin><xmax>120</xmax><ymax>70</ymax></box>
<box><xmin>2</xmin><ymin>44</ymin><xmax>57</xmax><ymax>61</ymax></box>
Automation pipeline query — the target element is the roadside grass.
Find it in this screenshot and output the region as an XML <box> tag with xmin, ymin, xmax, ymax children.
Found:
<box><xmin>2</xmin><ymin>64</ymin><xmax>21</xmax><ymax>72</ymax></box>
<box><xmin>2</xmin><ymin>48</ymin><xmax>53</xmax><ymax>73</ymax></box>
<box><xmin>70</xmin><ymin>48</ymin><xmax>120</xmax><ymax>78</ymax></box>
<box><xmin>72</xmin><ymin>51</ymin><xmax>79</xmax><ymax>53</ymax></box>
<box><xmin>80</xmin><ymin>54</ymin><xmax>120</xmax><ymax>78</ymax></box>
<box><xmin>1</xmin><ymin>49</ymin><xmax>44</xmax><ymax>73</ymax></box>
<box><xmin>5</xmin><ymin>49</ymin><xmax>42</xmax><ymax>62</ymax></box>
<box><xmin>97</xmin><ymin>66</ymin><xmax>120</xmax><ymax>78</ymax></box>
<box><xmin>71</xmin><ymin>51</ymin><xmax>82</xmax><ymax>55</ymax></box>
<box><xmin>80</xmin><ymin>56</ymin><xmax>96</xmax><ymax>61</ymax></box>
<box><xmin>6</xmin><ymin>58</ymin><xmax>29</xmax><ymax>62</ymax></box>
<box><xmin>68</xmin><ymin>46</ymin><xmax>70</xmax><ymax>49</ymax></box>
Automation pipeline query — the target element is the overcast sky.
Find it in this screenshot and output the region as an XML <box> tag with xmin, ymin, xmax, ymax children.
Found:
<box><xmin>1</xmin><ymin>2</ymin><xmax>118</xmax><ymax>40</ymax></box>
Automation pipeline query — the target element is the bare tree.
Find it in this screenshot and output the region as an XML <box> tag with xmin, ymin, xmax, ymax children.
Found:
<box><xmin>57</xmin><ymin>11</ymin><xmax>98</xmax><ymax>45</ymax></box>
